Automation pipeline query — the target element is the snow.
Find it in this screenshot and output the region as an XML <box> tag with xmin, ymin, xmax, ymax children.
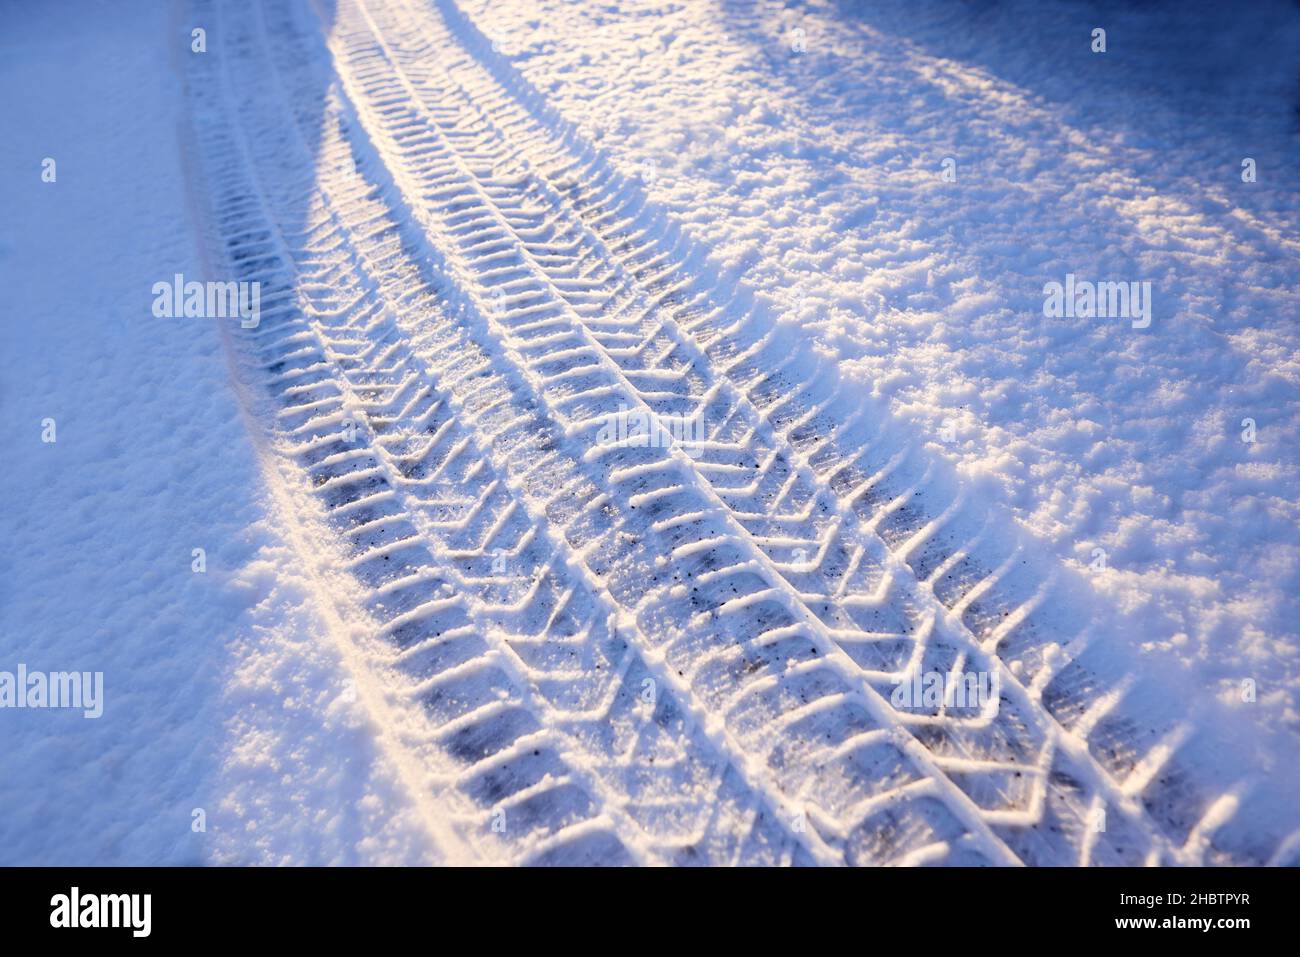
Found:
<box><xmin>464</xmin><ymin>0</ymin><xmax>1300</xmax><ymax>733</ymax></box>
<box><xmin>2</xmin><ymin>0</ymin><xmax>1297</xmax><ymax>865</ymax></box>
<box><xmin>0</xmin><ymin>0</ymin><xmax>434</xmax><ymax>865</ymax></box>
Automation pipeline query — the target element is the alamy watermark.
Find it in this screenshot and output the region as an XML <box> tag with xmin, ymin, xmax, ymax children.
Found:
<box><xmin>152</xmin><ymin>273</ymin><xmax>261</xmax><ymax>328</ymax></box>
<box><xmin>595</xmin><ymin>404</ymin><xmax>706</xmax><ymax>458</ymax></box>
<box><xmin>1043</xmin><ymin>273</ymin><xmax>1151</xmax><ymax>329</ymax></box>
<box><xmin>891</xmin><ymin>668</ymin><xmax>998</xmax><ymax>711</ymax></box>
<box><xmin>0</xmin><ymin>664</ymin><xmax>103</xmax><ymax>719</ymax></box>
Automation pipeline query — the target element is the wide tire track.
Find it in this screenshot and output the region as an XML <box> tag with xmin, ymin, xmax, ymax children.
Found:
<box><xmin>186</xmin><ymin>0</ymin><xmax>812</xmax><ymax>866</ymax></box>
<box><xmin>185</xmin><ymin>0</ymin><xmax>1292</xmax><ymax>864</ymax></box>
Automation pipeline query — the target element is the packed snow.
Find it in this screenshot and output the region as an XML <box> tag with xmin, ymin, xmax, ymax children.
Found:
<box><xmin>2</xmin><ymin>0</ymin><xmax>1298</xmax><ymax>866</ymax></box>
<box><xmin>469</xmin><ymin>0</ymin><xmax>1300</xmax><ymax>730</ymax></box>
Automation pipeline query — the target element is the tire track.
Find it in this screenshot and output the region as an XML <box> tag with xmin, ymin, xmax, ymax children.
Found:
<box><xmin>338</xmin><ymin>0</ymin><xmax>1268</xmax><ymax>864</ymax></box>
<box><xmin>187</xmin><ymin>0</ymin><xmax>815</xmax><ymax>865</ymax></box>
<box><xmin>187</xmin><ymin>0</ymin><xmax>1285</xmax><ymax>864</ymax></box>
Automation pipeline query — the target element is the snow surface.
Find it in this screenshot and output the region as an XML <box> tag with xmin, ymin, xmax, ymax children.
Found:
<box><xmin>468</xmin><ymin>0</ymin><xmax>1300</xmax><ymax>732</ymax></box>
<box><xmin>2</xmin><ymin>0</ymin><xmax>1298</xmax><ymax>865</ymax></box>
<box><xmin>0</xmin><ymin>0</ymin><xmax>436</xmax><ymax>865</ymax></box>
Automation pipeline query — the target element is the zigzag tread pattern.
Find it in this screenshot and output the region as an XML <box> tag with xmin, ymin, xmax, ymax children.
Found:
<box><xmin>181</xmin><ymin>0</ymin><xmax>1287</xmax><ymax>865</ymax></box>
